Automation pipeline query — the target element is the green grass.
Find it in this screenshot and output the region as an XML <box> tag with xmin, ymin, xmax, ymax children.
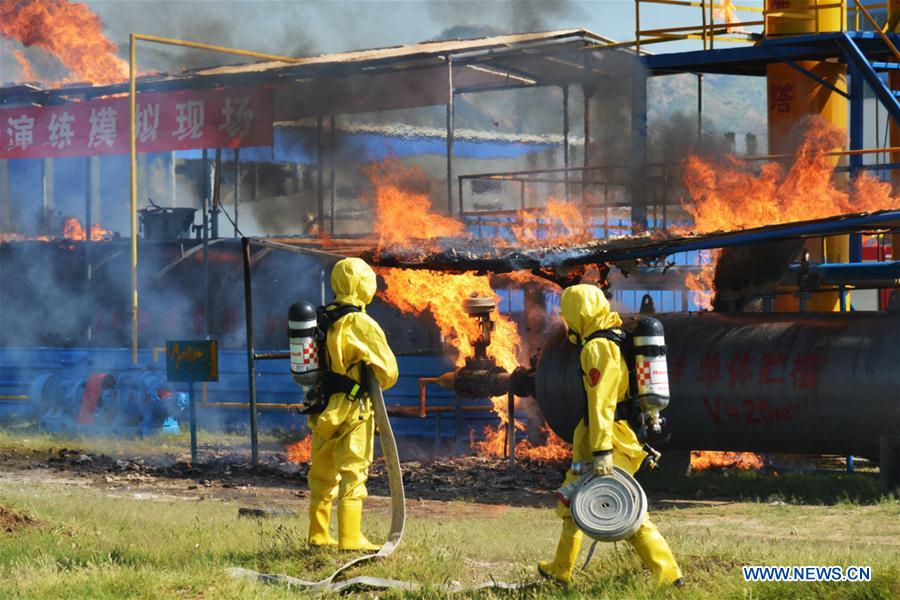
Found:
<box><xmin>642</xmin><ymin>467</ymin><xmax>892</xmax><ymax>506</ymax></box>
<box><xmin>0</xmin><ymin>477</ymin><xmax>897</xmax><ymax>599</ymax></box>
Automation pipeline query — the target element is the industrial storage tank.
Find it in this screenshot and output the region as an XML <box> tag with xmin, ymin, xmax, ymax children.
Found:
<box><xmin>535</xmin><ymin>312</ymin><xmax>900</xmax><ymax>460</ymax></box>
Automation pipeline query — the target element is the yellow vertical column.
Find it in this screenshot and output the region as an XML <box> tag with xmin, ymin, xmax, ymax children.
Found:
<box><xmin>767</xmin><ymin>0</ymin><xmax>848</xmax><ymax>311</ymax></box>
<box><xmin>889</xmin><ymin>1</ymin><xmax>900</xmax><ymax>264</ymax></box>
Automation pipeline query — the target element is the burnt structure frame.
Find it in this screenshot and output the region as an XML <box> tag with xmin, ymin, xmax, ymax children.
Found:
<box><xmin>0</xmin><ymin>30</ymin><xmax>637</xmax><ymax>374</ymax></box>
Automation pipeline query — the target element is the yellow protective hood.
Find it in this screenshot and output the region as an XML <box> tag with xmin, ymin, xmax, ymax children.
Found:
<box><xmin>560</xmin><ymin>284</ymin><xmax>622</xmax><ymax>339</ymax></box>
<box><xmin>331</xmin><ymin>257</ymin><xmax>377</xmax><ymax>308</ymax></box>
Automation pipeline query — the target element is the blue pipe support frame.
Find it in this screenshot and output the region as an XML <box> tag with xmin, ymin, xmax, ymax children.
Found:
<box><xmin>761</xmin><ymin>45</ymin><xmax>850</xmax><ymax>98</ymax></box>
<box><xmin>785</xmin><ymin>261</ymin><xmax>900</xmax><ymax>285</ymax></box>
<box><xmin>591</xmin><ymin>209</ymin><xmax>900</xmax><ymax>264</ymax></box>
<box><xmin>836</xmin><ymin>33</ymin><xmax>900</xmax><ymax>126</ymax></box>
<box><xmin>835</xmin><ymin>161</ymin><xmax>900</xmax><ymax>173</ymax></box>
<box><xmin>643</xmin><ymin>32</ymin><xmax>900</xmax><ymax>76</ymax></box>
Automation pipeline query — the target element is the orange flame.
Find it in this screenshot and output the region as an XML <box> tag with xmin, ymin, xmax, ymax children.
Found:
<box><xmin>62</xmin><ymin>217</ymin><xmax>111</xmax><ymax>241</ymax></box>
<box><xmin>365</xmin><ymin>162</ymin><xmax>467</xmax><ymax>248</ymax></box>
<box><xmin>680</xmin><ymin>118</ymin><xmax>900</xmax><ymax>307</ymax></box>
<box><xmin>690</xmin><ymin>450</ymin><xmax>764</xmax><ymax>471</ymax></box>
<box><xmin>683</xmin><ymin>120</ymin><xmax>897</xmax><ymax>230</ymax></box>
<box><xmin>472</xmin><ymin>423</ymin><xmax>572</xmax><ymax>462</ymax></box>
<box><xmin>369</xmin><ymin>162</ymin><xmax>522</xmax><ymax>424</ymax></box>
<box><xmin>511</xmin><ymin>198</ymin><xmax>592</xmax><ymax>245</ymax></box>
<box><xmin>285</xmin><ymin>434</ymin><xmax>312</xmax><ymax>463</ymax></box>
<box><xmin>379</xmin><ymin>270</ymin><xmax>520</xmax><ymax>373</ymax></box>
<box><xmin>683</xmin><ymin>249</ymin><xmax>719</xmax><ymax>310</ymax></box>
<box><xmin>1</xmin><ymin>218</ymin><xmax>109</xmax><ymax>242</ymax></box>
<box><xmin>364</xmin><ymin>162</ymin><xmax>589</xmax><ymax>456</ymax></box>
<box><xmin>1</xmin><ymin>0</ymin><xmax>129</xmax><ymax>86</ymax></box>
<box><xmin>714</xmin><ymin>0</ymin><xmax>745</xmax><ymax>33</ymax></box>
<box><xmin>11</xmin><ymin>48</ymin><xmax>42</xmax><ymax>84</ymax></box>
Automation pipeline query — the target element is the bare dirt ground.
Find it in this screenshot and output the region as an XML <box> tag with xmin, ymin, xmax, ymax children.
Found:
<box><xmin>0</xmin><ymin>504</ymin><xmax>44</xmax><ymax>532</ymax></box>
<box><xmin>0</xmin><ymin>444</ymin><xmax>565</xmax><ymax>516</ymax></box>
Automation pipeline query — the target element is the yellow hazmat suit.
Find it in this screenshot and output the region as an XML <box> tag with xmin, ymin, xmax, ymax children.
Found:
<box><xmin>538</xmin><ymin>284</ymin><xmax>683</xmax><ymax>586</ymax></box>
<box><xmin>307</xmin><ymin>257</ymin><xmax>398</xmax><ymax>551</ymax></box>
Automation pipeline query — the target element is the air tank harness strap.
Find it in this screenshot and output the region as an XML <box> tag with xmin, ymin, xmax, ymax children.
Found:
<box><xmin>318</xmin><ymin>302</ymin><xmax>367</xmax><ymax>411</ymax></box>
<box><xmin>321</xmin><ymin>370</ymin><xmax>367</xmax><ymax>401</ymax></box>
<box><xmin>613</xmin><ymin>402</ymin><xmax>631</xmax><ymax>422</ymax></box>
<box><xmin>322</xmin><ymin>364</ymin><xmax>369</xmax><ymax>419</ymax></box>
<box><xmin>579</xmin><ymin>328</ymin><xmax>637</xmax><ymax>427</ymax></box>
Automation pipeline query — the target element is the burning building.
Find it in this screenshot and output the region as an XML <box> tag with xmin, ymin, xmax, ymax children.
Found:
<box><xmin>1</xmin><ymin>1</ymin><xmax>900</xmax><ymax>485</ymax></box>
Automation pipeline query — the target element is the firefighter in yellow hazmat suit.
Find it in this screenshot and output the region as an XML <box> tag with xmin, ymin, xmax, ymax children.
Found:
<box><xmin>306</xmin><ymin>257</ymin><xmax>398</xmax><ymax>551</ymax></box>
<box><xmin>538</xmin><ymin>284</ymin><xmax>683</xmax><ymax>587</ymax></box>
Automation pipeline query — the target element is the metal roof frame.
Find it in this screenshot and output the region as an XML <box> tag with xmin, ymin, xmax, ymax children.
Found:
<box><xmin>0</xmin><ymin>29</ymin><xmax>632</xmax><ymax>110</ymax></box>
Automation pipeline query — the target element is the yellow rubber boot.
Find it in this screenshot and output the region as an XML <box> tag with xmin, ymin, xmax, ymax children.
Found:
<box><xmin>307</xmin><ymin>496</ymin><xmax>337</xmax><ymax>547</ymax></box>
<box><xmin>337</xmin><ymin>498</ymin><xmax>380</xmax><ymax>551</ymax></box>
<box><xmin>629</xmin><ymin>520</ymin><xmax>684</xmax><ymax>587</ymax></box>
<box><xmin>538</xmin><ymin>517</ymin><xmax>583</xmax><ymax>584</ymax></box>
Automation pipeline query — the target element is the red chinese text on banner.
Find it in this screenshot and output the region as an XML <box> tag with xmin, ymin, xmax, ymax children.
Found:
<box><xmin>0</xmin><ymin>84</ymin><xmax>273</xmax><ymax>159</ymax></box>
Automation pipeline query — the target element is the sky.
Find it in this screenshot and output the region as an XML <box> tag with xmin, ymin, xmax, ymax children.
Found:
<box><xmin>1</xmin><ymin>1</ymin><xmax>769</xmax><ymax>145</ymax></box>
<box><xmin>82</xmin><ymin>0</ymin><xmax>716</xmax><ymax>61</ymax></box>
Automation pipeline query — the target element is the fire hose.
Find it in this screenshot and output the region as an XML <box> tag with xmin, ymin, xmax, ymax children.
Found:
<box><xmin>228</xmin><ymin>367</ymin><xmax>405</xmax><ymax>592</ymax></box>
<box><xmin>228</xmin><ymin>369</ymin><xmax>538</xmax><ymax>593</ymax></box>
<box><xmin>554</xmin><ymin>465</ymin><xmax>648</xmax><ymax>572</ymax></box>
<box><xmin>570</xmin><ymin>468</ymin><xmax>647</xmax><ymax>542</ymax></box>
<box><xmin>228</xmin><ymin>372</ymin><xmax>647</xmax><ymax>592</ymax></box>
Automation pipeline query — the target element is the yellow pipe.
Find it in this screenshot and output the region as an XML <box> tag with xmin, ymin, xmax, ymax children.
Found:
<box><xmin>702</xmin><ymin>0</ymin><xmax>708</xmax><ymax>50</ymax></box>
<box><xmin>640</xmin><ymin>21</ymin><xmax>764</xmax><ymax>35</ymax></box>
<box><xmin>198</xmin><ymin>401</ymin><xmax>444</xmax><ymax>415</ymax></box>
<box><xmin>852</xmin><ymin>0</ymin><xmax>900</xmax><ymax>60</ymax></box>
<box><xmin>200</xmin><ymin>401</ymin><xmax>302</xmax><ymax>410</ymax></box>
<box><xmin>748</xmin><ymin>146</ymin><xmax>900</xmax><ymax>161</ymax></box>
<box><xmin>129</xmin><ymin>34</ymin><xmax>138</xmax><ymax>365</ymax></box>
<box><xmin>644</xmin><ymin>0</ymin><xmax>763</xmax><ymax>9</ymax></box>
<box><xmin>0</xmin><ymin>395</ymin><xmax>29</xmax><ymax>401</ymax></box>
<box><xmin>764</xmin><ymin>0</ymin><xmax>852</xmax><ymax>311</ymax></box>
<box><xmin>635</xmin><ymin>0</ymin><xmax>641</xmax><ymax>53</ymax></box>
<box><xmin>127</xmin><ymin>34</ymin><xmax>306</xmax><ymax>365</ymax></box>
<box><xmin>889</xmin><ymin>0</ymin><xmax>900</xmax><ymax>261</ymax></box>
<box><xmin>130</xmin><ymin>33</ymin><xmax>305</xmax><ymax>64</ymax></box>
<box><xmin>767</xmin><ymin>1</ymin><xmax>848</xmax><ymax>312</ymax></box>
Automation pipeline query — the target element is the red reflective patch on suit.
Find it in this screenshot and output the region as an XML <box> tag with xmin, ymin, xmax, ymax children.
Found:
<box><xmin>588</xmin><ymin>368</ymin><xmax>602</xmax><ymax>387</ymax></box>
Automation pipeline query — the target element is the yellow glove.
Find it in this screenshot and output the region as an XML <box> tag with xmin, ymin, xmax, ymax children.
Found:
<box><xmin>592</xmin><ymin>451</ymin><xmax>613</xmax><ymax>476</ymax></box>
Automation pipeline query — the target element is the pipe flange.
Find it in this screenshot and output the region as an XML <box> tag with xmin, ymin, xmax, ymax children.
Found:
<box><xmin>462</xmin><ymin>295</ymin><xmax>496</xmax><ymax>315</ymax></box>
<box><xmin>570</xmin><ymin>467</ymin><xmax>647</xmax><ymax>542</ymax></box>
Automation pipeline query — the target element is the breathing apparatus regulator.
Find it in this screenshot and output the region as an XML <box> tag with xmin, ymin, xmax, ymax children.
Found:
<box><xmin>288</xmin><ymin>300</ymin><xmax>366</xmax><ymax>414</ymax></box>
